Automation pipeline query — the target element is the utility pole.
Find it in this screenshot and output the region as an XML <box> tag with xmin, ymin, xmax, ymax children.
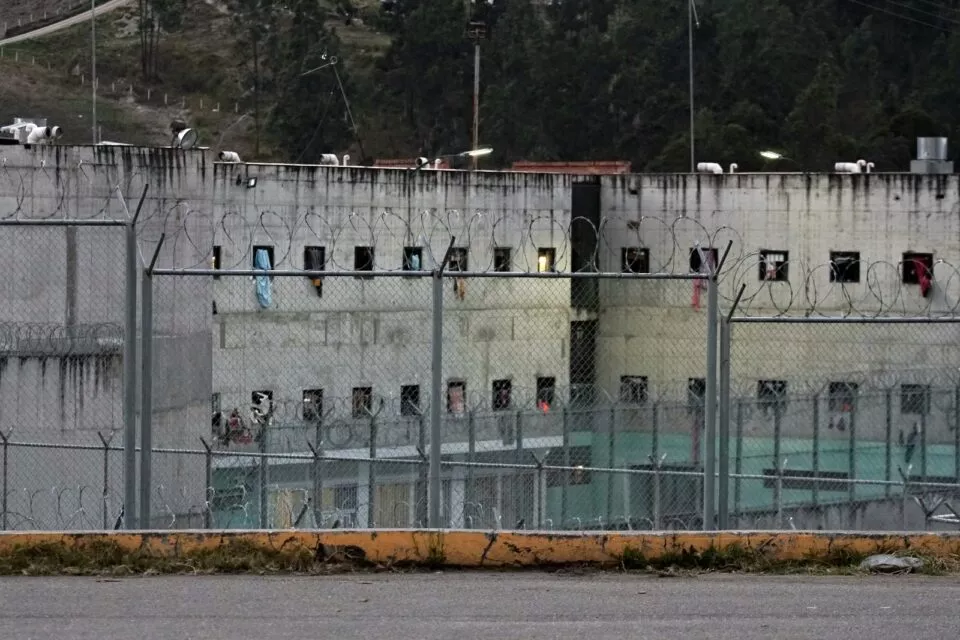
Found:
<box><xmin>91</xmin><ymin>0</ymin><xmax>97</xmax><ymax>145</ymax></box>
<box><xmin>466</xmin><ymin>21</ymin><xmax>487</xmax><ymax>171</ymax></box>
<box><xmin>688</xmin><ymin>0</ymin><xmax>699</xmax><ymax>173</ymax></box>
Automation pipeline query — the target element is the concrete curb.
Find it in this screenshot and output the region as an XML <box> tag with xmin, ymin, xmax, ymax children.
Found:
<box><xmin>1</xmin><ymin>530</ymin><xmax>959</xmax><ymax>569</ymax></box>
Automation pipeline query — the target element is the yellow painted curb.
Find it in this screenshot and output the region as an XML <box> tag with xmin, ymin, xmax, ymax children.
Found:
<box><xmin>0</xmin><ymin>530</ymin><xmax>959</xmax><ymax>568</ymax></box>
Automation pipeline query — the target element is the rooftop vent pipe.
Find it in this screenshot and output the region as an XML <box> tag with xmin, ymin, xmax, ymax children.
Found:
<box><xmin>911</xmin><ymin>137</ymin><xmax>953</xmax><ymax>174</ymax></box>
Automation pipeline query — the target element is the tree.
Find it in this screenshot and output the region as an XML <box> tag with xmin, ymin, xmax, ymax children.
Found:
<box><xmin>378</xmin><ymin>0</ymin><xmax>471</xmax><ymax>154</ymax></box>
<box><xmin>268</xmin><ymin>0</ymin><xmax>356</xmax><ymax>162</ymax></box>
<box><xmin>230</xmin><ymin>0</ymin><xmax>280</xmax><ymax>157</ymax></box>
<box><xmin>139</xmin><ymin>0</ymin><xmax>186</xmax><ymax>80</ymax></box>
<box><xmin>784</xmin><ymin>58</ymin><xmax>844</xmax><ymax>168</ymax></box>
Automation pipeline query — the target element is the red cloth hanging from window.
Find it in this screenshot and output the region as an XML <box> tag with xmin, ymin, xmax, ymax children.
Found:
<box><xmin>914</xmin><ymin>259</ymin><xmax>932</xmax><ymax>298</ymax></box>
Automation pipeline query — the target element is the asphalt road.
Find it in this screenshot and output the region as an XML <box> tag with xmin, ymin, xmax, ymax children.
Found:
<box><xmin>0</xmin><ymin>572</ymin><xmax>957</xmax><ymax>640</ymax></box>
<box><xmin>0</xmin><ymin>0</ymin><xmax>133</xmax><ymax>47</ymax></box>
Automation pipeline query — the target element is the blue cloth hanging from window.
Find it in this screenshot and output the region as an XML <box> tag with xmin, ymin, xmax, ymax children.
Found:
<box><xmin>254</xmin><ymin>248</ymin><xmax>273</xmax><ymax>309</ymax></box>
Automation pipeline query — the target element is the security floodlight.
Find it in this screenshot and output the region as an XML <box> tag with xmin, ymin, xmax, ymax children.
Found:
<box><xmin>759</xmin><ymin>150</ymin><xmax>784</xmax><ymax>160</ymax></box>
<box><xmin>174</xmin><ymin>128</ymin><xmax>198</xmax><ymax>149</ymax></box>
<box><xmin>463</xmin><ymin>147</ymin><xmax>493</xmax><ymax>157</ymax></box>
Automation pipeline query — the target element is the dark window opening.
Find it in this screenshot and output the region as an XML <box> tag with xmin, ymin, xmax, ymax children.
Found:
<box><xmin>492</xmin><ymin>379</ymin><xmax>512</xmax><ymax>410</ymax></box>
<box><xmin>828</xmin><ymin>382</ymin><xmax>858</xmax><ymax>412</ymax></box>
<box><xmin>757</xmin><ymin>380</ymin><xmax>787</xmax><ymax>405</ymax></box>
<box><xmin>689</xmin><ymin>247</ymin><xmax>718</xmax><ymax>273</ymax></box>
<box><xmin>903</xmin><ymin>252</ymin><xmax>934</xmax><ymax>285</ymax></box>
<box><xmin>901</xmin><ymin>384</ymin><xmax>930</xmax><ymax>415</ymax></box>
<box><xmin>546</xmin><ymin>446</ymin><xmax>592</xmax><ymax>486</ymax></box>
<box><xmin>212</xmin><ymin>245</ymin><xmax>221</xmax><ymax>280</ymax></box>
<box><xmin>621</xmin><ymin>247</ymin><xmax>650</xmax><ymax>273</ymax></box>
<box><xmin>536</xmin><ymin>376</ymin><xmax>556</xmax><ymax>411</ymax></box>
<box><xmin>251</xmin><ymin>390</ymin><xmax>274</xmax><ymax>425</ymax></box>
<box><xmin>352</xmin><ymin>386</ymin><xmax>373</xmax><ymax>418</ymax></box>
<box><xmin>537</xmin><ymin>247</ymin><xmax>556</xmax><ymax>272</ymax></box>
<box><xmin>403</xmin><ymin>246</ymin><xmax>423</xmax><ymax>271</ymax></box>
<box><xmin>252</xmin><ymin>245</ymin><xmax>274</xmax><ymax>274</ymax></box>
<box><xmin>304</xmin><ymin>246</ymin><xmax>325</xmax><ymax>296</ymax></box>
<box><xmin>354</xmin><ymin>246</ymin><xmax>374</xmax><ymax>278</ymax></box>
<box><xmin>304</xmin><ymin>246</ymin><xmax>325</xmax><ymax>271</ymax></box>
<box><xmin>759</xmin><ymin>249</ymin><xmax>789</xmax><ymax>282</ymax></box>
<box><xmin>448</xmin><ymin>247</ymin><xmax>468</xmax><ymax>271</ymax></box>
<box><xmin>494</xmin><ymin>247</ymin><xmax>511</xmax><ymax>272</ymax></box>
<box><xmin>447</xmin><ymin>381</ymin><xmax>466</xmax><ymax>414</ymax></box>
<box><xmin>687</xmin><ymin>378</ymin><xmax>706</xmax><ymax>413</ymax></box>
<box><xmin>302</xmin><ymin>388</ymin><xmax>323</xmax><ymax>422</ymax></box>
<box><xmin>400</xmin><ymin>385</ymin><xmax>420</xmax><ymax>416</ymax></box>
<box><xmin>620</xmin><ymin>375</ymin><xmax>648</xmax><ymax>404</ymax></box>
<box><xmin>252</xmin><ymin>390</ymin><xmax>273</xmax><ymax>409</ymax></box>
<box><xmin>830</xmin><ymin>251</ymin><xmax>860</xmax><ymax>283</ymax></box>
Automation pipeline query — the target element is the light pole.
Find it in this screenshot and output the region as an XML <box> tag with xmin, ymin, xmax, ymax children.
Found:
<box><xmin>91</xmin><ymin>0</ymin><xmax>97</xmax><ymax>144</ymax></box>
<box><xmin>467</xmin><ymin>21</ymin><xmax>487</xmax><ymax>170</ymax></box>
<box><xmin>410</xmin><ymin>147</ymin><xmax>493</xmax><ymax>172</ymax></box>
<box><xmin>688</xmin><ymin>0</ymin><xmax>700</xmax><ymax>173</ymax></box>
<box><xmin>759</xmin><ymin>150</ymin><xmax>801</xmax><ymax>169</ymax></box>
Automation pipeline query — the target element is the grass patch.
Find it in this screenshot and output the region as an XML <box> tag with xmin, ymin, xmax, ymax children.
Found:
<box><xmin>3</xmin><ymin>536</ymin><xmax>958</xmax><ymax>577</ymax></box>
<box><xmin>616</xmin><ymin>542</ymin><xmax>960</xmax><ymax>576</ymax></box>
<box><xmin>0</xmin><ymin>538</ymin><xmax>375</xmax><ymax>576</ymax></box>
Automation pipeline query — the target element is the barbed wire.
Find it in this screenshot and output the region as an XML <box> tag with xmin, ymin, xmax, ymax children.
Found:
<box><xmin>0</xmin><ymin>322</ymin><xmax>123</xmax><ymax>356</ymax></box>
<box><xmin>3</xmin><ymin>165</ymin><xmax>960</xmax><ymax>317</ymax></box>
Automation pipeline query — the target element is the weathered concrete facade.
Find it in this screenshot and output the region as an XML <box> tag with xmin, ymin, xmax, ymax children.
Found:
<box><xmin>4</xmin><ymin>144</ymin><xmax>960</xmax><ymax>530</ymax></box>
<box><xmin>0</xmin><ymin>144</ymin><xmax>212</xmax><ymax>527</ymax></box>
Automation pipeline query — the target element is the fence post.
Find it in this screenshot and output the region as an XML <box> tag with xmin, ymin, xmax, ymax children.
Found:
<box><xmin>561</xmin><ymin>406</ymin><xmax>569</xmax><ymax>526</ymax></box>
<box><xmin>123</xmin><ymin>189</ymin><xmax>145</xmax><ymax>530</ymax></box>
<box><xmin>201</xmin><ymin>438</ymin><xmax>213</xmax><ymax>529</ymax></box>
<box><xmin>884</xmin><ymin>389</ymin><xmax>893</xmax><ymax>498</ymax></box>
<box><xmin>466</xmin><ymin>409</ymin><xmax>475</xmax><ymax>527</ymax></box>
<box><xmin>515</xmin><ymin>409</ymin><xmax>524</xmax><ymax>526</ymax></box>
<box><xmin>899</xmin><ymin>464</ymin><xmax>912</xmax><ymax>530</ymax></box>
<box><xmin>848</xmin><ymin>394</ymin><xmax>857</xmax><ymax>526</ymax></box>
<box><xmin>97</xmin><ymin>431</ymin><xmax>113</xmax><ymax>530</ymax></box>
<box><xmin>258</xmin><ymin>420</ymin><xmax>268</xmax><ymax>529</ymax></box>
<box><xmin>417</xmin><ymin>413</ymin><xmax>427</xmax><ymax>526</ymax></box>
<box><xmin>702</xmin><ymin>274</ymin><xmax>719</xmax><ymax>531</ymax></box>
<box><xmin>367</xmin><ymin>415</ymin><xmax>377</xmax><ymax>528</ymax></box>
<box><xmin>955</xmin><ymin>386</ymin><xmax>960</xmax><ymax>485</ymax></box>
<box><xmin>310</xmin><ymin>424</ymin><xmax>324</xmax><ymax>527</ymax></box>
<box><xmin>776</xmin><ymin>457</ymin><xmax>787</xmax><ymax>529</ymax></box>
<box><xmin>139</xmin><ymin>268</ymin><xmax>154</xmax><ymax>530</ymax></box>
<box><xmin>429</xmin><ymin>239</ymin><xmax>454</xmax><ymax>529</ymax></box>
<box><xmin>717</xmin><ymin>317</ymin><xmax>731</xmax><ymax>529</ymax></box>
<box><xmin>650</xmin><ymin>453</ymin><xmax>665</xmax><ymax>530</ymax></box>
<box><xmin>306</xmin><ymin>441</ymin><xmax>322</xmax><ymax>527</ymax></box>
<box><xmin>734</xmin><ymin>400</ymin><xmax>743</xmax><ymax>522</ymax></box>
<box><xmin>530</xmin><ymin>452</ymin><xmax>545</xmax><ymax>530</ymax></box>
<box><xmin>812</xmin><ymin>393</ymin><xmax>820</xmax><ymax>507</ymax></box>
<box><xmin>429</xmin><ymin>269</ymin><xmax>443</xmax><ymax>528</ymax></box>
<box><xmin>0</xmin><ymin>430</ymin><xmax>7</xmax><ymax>531</ymax></box>
<box><xmin>920</xmin><ymin>410</ymin><xmax>928</xmax><ymax>483</ymax></box>
<box><xmin>606</xmin><ymin>405</ymin><xmax>615</xmax><ymax>526</ymax></box>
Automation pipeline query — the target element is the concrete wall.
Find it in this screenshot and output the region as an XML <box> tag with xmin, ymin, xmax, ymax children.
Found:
<box><xmin>0</xmin><ymin>144</ymin><xmax>212</xmax><ymax>528</ymax></box>
<box><xmin>210</xmin><ymin>165</ymin><xmax>577</xmax><ymax>440</ymax></box>
<box><xmin>596</xmin><ymin>173</ymin><xmax>960</xmax><ymax>444</ymax></box>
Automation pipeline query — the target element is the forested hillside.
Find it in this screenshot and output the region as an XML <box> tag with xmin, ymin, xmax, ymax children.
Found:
<box><xmin>6</xmin><ymin>0</ymin><xmax>959</xmax><ymax>170</ymax></box>
<box><xmin>370</xmin><ymin>0</ymin><xmax>960</xmax><ymax>171</ymax></box>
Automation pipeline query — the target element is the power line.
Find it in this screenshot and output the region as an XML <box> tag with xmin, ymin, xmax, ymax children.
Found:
<box><xmin>845</xmin><ymin>0</ymin><xmax>954</xmax><ymax>31</ymax></box>
<box><xmin>879</xmin><ymin>0</ymin><xmax>960</xmax><ymax>26</ymax></box>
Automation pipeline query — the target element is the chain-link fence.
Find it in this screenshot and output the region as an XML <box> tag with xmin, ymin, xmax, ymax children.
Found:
<box><xmin>127</xmin><ymin>263</ymin><xmax>715</xmax><ymax>532</ymax></box>
<box><xmin>0</xmin><ymin>209</ymin><xmax>133</xmax><ymax>530</ymax></box>
<box><xmin>720</xmin><ymin>318</ymin><xmax>960</xmax><ymax>531</ymax></box>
